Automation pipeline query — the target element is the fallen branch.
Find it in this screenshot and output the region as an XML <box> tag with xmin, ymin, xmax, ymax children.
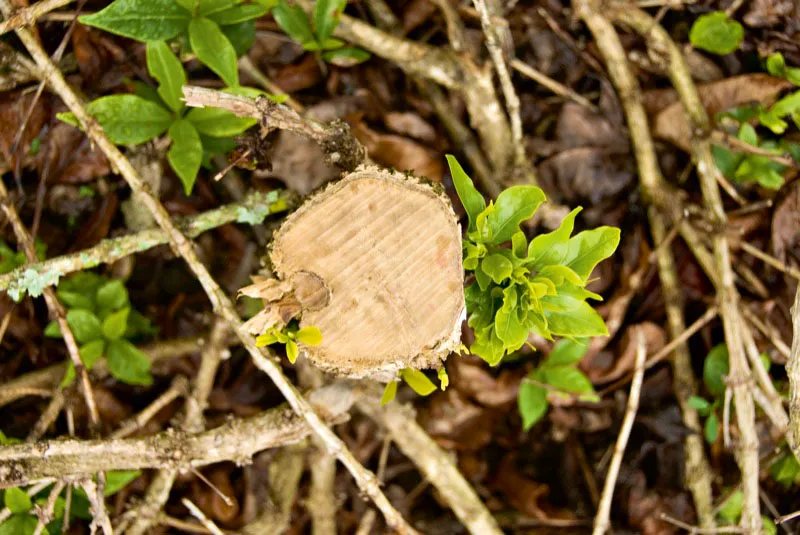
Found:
<box><xmin>0</xmin><ymin>382</ymin><xmax>356</xmax><ymax>488</ymax></box>
<box><xmin>789</xmin><ymin>283</ymin><xmax>800</xmax><ymax>476</ymax></box>
<box><xmin>0</xmin><ymin>0</ymin><xmax>73</xmax><ymax>35</ymax></box>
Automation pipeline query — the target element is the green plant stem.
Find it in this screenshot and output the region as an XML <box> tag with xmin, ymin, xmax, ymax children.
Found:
<box><xmin>0</xmin><ymin>190</ymin><xmax>291</xmax><ymax>297</ymax></box>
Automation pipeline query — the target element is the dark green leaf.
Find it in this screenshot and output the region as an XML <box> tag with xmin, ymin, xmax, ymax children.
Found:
<box><xmin>272</xmin><ymin>0</ymin><xmax>316</xmax><ymax>46</ymax></box>
<box><xmin>545</xmin><ymin>339</ymin><xmax>587</xmax><ymax>367</ymax></box>
<box><xmin>481</xmin><ymin>254</ymin><xmax>513</xmax><ymax>284</ymax></box>
<box><xmin>689</xmin><ymin>12</ymin><xmax>743</xmax><ymax>55</ymax></box>
<box><xmin>66</xmin><ymin>309</ymin><xmax>103</xmax><ymax>344</ymax></box>
<box><xmin>198</xmin><ymin>0</ymin><xmax>238</xmax><ymax>16</ymax></box>
<box><xmin>485</xmin><ymin>185</ymin><xmax>546</xmax><ymax>245</ymax></box>
<box><xmin>705</xmin><ymin>412</ymin><xmax>719</xmax><ymax>443</ymax></box>
<box><xmin>168</xmin><ymin>119</ymin><xmax>203</xmax><ymax>196</ymax></box>
<box><xmin>703</xmin><ymin>343</ymin><xmax>729</xmax><ymax>397</ymax></box>
<box><xmin>107</xmin><ymin>340</ymin><xmax>153</xmax><ymax>386</ymax></box>
<box><xmin>313</xmin><ymin>0</ymin><xmax>346</xmax><ymax>44</ymax></box>
<box><xmin>716</xmin><ymin>489</ymin><xmax>742</xmax><ymax>524</ymax></box>
<box><xmin>60</xmin><ymin>363</ymin><xmax>76</xmax><ymax>388</ymax></box>
<box><xmin>103</xmin><ymin>308</ymin><xmax>130</xmax><ymax>340</ymax></box>
<box><xmin>322</xmin><ymin>47</ymin><xmax>371</xmax><ymax>67</ymax></box>
<box><xmin>4</xmin><ymin>488</ymin><xmax>32</xmax><ymax>514</ymax></box>
<box><xmin>380</xmin><ymin>381</ymin><xmax>398</xmax><ymax>406</ymax></box>
<box><xmin>541</xmin><ymin>294</ymin><xmax>609</xmax><ymax>337</ymax></box>
<box><xmin>770</xmin><ymin>454</ymin><xmax>800</xmax><ymax>488</ymax></box>
<box><xmin>209</xmin><ymin>4</ymin><xmax>268</xmax><ymax>24</ymax></box>
<box><xmin>95</xmin><ymin>280</ymin><xmax>129</xmax><ymax>311</ymax></box>
<box><xmin>189</xmin><ymin>18</ymin><xmax>240</xmax><ymax>87</ymax></box>
<box><xmin>44</xmin><ymin>321</ymin><xmax>61</xmax><ymax>338</ymax></box>
<box><xmin>763</xmin><ymin>517</ymin><xmax>777</xmax><ymax>535</ymax></box>
<box><xmin>446</xmin><ymin>155</ymin><xmax>485</xmax><ymax>232</ymax></box>
<box><xmin>400</xmin><ymin>368</ymin><xmax>437</xmax><ymax>396</ymax></box>
<box><xmin>104</xmin><ymin>470</ymin><xmax>142</xmax><ymax>496</ymax></box>
<box><xmin>518</xmin><ymin>378</ymin><xmax>548</xmax><ymax>430</ymax></box>
<box><xmin>57</xmin><ymin>290</ymin><xmax>95</xmax><ymax>311</ymax></box>
<box><xmin>563</xmin><ymin>227</ymin><xmax>621</xmax><ymax>282</ymax></box>
<box><xmin>79</xmin><ymin>0</ymin><xmax>190</xmax><ymax>41</ymax></box>
<box><xmin>186</xmin><ymin>107</ymin><xmax>257</xmax><ymax>136</ymax></box>
<box><xmin>220</xmin><ymin>20</ymin><xmax>257</xmax><ymax>56</ymax></box>
<box><xmin>542</xmin><ymin>366</ymin><xmax>595</xmax><ymax>396</ymax></box>
<box><xmin>86</xmin><ymin>95</ymin><xmax>172</xmax><ymax>145</ymax></box>
<box><xmin>470</xmin><ymin>326</ymin><xmax>505</xmax><ymax>366</ymax></box>
<box><xmin>79</xmin><ymin>339</ymin><xmax>106</xmax><ymax>369</ymax></box>
<box><xmin>687</xmin><ymin>395</ymin><xmax>710</xmax><ymax>412</ymax></box>
<box><xmin>146</xmin><ymin>41</ymin><xmax>186</xmax><ymax>113</ymax></box>
<box><xmin>0</xmin><ymin>514</ymin><xmax>37</xmax><ymax>535</ymax></box>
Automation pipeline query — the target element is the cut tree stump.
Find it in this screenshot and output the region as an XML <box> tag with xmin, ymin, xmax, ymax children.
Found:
<box><xmin>270</xmin><ymin>166</ymin><xmax>465</xmax><ymax>380</ymax></box>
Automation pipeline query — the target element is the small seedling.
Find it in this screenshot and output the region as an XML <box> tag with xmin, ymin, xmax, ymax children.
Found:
<box><xmin>714</xmin><ymin>489</ymin><xmax>777</xmax><ymax>534</ymax></box>
<box><xmin>45</xmin><ymin>272</ymin><xmax>156</xmax><ymax>386</ymax></box>
<box><xmin>379</xmin><ymin>367</ymin><xmax>448</xmax><ymax>405</ymax></box>
<box><xmin>689</xmin><ymin>11</ymin><xmax>744</xmax><ymax>55</ymax></box>
<box><xmin>517</xmin><ymin>339</ymin><xmax>598</xmax><ymax>430</ymax></box>
<box><xmin>256</xmin><ymin>321</ymin><xmax>322</xmax><ymax>363</ymax></box>
<box><xmin>272</xmin><ymin>0</ymin><xmax>370</xmax><ymax>66</ymax></box>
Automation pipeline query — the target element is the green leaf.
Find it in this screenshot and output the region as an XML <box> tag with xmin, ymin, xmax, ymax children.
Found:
<box><xmin>57</xmin><ymin>111</ymin><xmax>80</xmax><ymax>129</ymax></box>
<box><xmin>380</xmin><ymin>381</ymin><xmax>398</xmax><ymax>406</ymax></box>
<box><xmin>485</xmin><ymin>186</ymin><xmax>546</xmax><ymax>245</ymax></box>
<box><xmin>60</xmin><ymin>362</ymin><xmax>76</xmax><ymax>388</ymax></box>
<box><xmin>189</xmin><ymin>18</ymin><xmax>240</xmax><ymax>87</ymax></box>
<box><xmin>542</xmin><ymin>366</ymin><xmax>595</xmax><ymax>396</ymax></box>
<box><xmin>703</xmin><ymin>343</ymin><xmax>729</xmax><ymax>397</ymax></box>
<box><xmin>198</xmin><ymin>0</ymin><xmax>239</xmax><ymax>16</ymax></box>
<box><xmin>771</xmin><ymin>90</ymin><xmax>800</xmax><ymax>118</ymax></box>
<box><xmin>86</xmin><ymin>95</ymin><xmax>172</xmax><ymax>145</ymax></box>
<box><xmin>313</xmin><ymin>0</ymin><xmax>346</xmax><ymax>45</ymax></box>
<box><xmin>737</xmin><ymin>123</ymin><xmax>758</xmax><ymax>145</ymax></box>
<box><xmin>273</xmin><ymin>0</ymin><xmax>316</xmax><ymax>46</ymax></box>
<box><xmin>80</xmin><ymin>339</ymin><xmax>106</xmax><ymax>369</ymax></box>
<box><xmin>400</xmin><ymin>368</ymin><xmax>437</xmax><ymax>396</ymax></box>
<box><xmin>186</xmin><ymin>107</ymin><xmax>257</xmax><ymax>136</ymax></box>
<box><xmin>767</xmin><ymin>52</ymin><xmax>786</xmax><ymax>76</ymax></box>
<box><xmin>495</xmin><ymin>305</ymin><xmax>528</xmax><ymax>351</ymax></box>
<box><xmin>446</xmin><ymin>155</ymin><xmax>485</xmax><ymax>232</ymax></box>
<box><xmin>527</xmin><ymin>207</ymin><xmax>581</xmax><ymax>267</ymax></box>
<box><xmin>168</xmin><ymin>119</ymin><xmax>203</xmax><ymax>196</ymax></box>
<box><xmin>256</xmin><ymin>332</ymin><xmax>278</xmax><ymax>346</ymax></box>
<box><xmin>687</xmin><ymin>395</ymin><xmax>710</xmax><ymax>412</ymax></box>
<box><xmin>0</xmin><ymin>515</ymin><xmax>37</xmax><ymax>535</ymax></box>
<box><xmin>286</xmin><ymin>339</ymin><xmax>299</xmax><ymax>363</ymax></box>
<box><xmin>689</xmin><ymin>12</ymin><xmax>743</xmax><ymax>55</ymax></box>
<box><xmin>96</xmin><ymin>280</ymin><xmax>129</xmax><ymax>311</ymax></box>
<box><xmin>322</xmin><ymin>47</ymin><xmax>371</xmax><ymax>67</ymax></box>
<box><xmin>106</xmin><ymin>340</ymin><xmax>153</xmax><ymax>386</ymax></box>
<box><xmin>545</xmin><ymin>338</ymin><xmax>587</xmax><ymax>367</ymax></box>
<box><xmin>44</xmin><ymin>320</ymin><xmax>61</xmax><ymax>338</ymax></box>
<box><xmin>103</xmin><ymin>307</ymin><xmax>130</xmax><ymax>340</ymax></box>
<box><xmin>209</xmin><ymin>4</ymin><xmax>269</xmax><ymax>24</ymax></box>
<box><xmin>4</xmin><ymin>488</ymin><xmax>32</xmax><ymax>514</ymax></box>
<box><xmin>762</xmin><ymin>517</ymin><xmax>777</xmax><ymax>535</ymax></box>
<box><xmin>438</xmin><ymin>368</ymin><xmax>449</xmax><ymax>390</ymax></box>
<box><xmin>518</xmin><ymin>378</ymin><xmax>548</xmax><ymax>430</ymax></box>
<box><xmin>563</xmin><ymin>227</ymin><xmax>621</xmax><ymax>282</ymax></box>
<box><xmin>79</xmin><ymin>0</ymin><xmax>190</xmax><ymax>41</ymax></box>
<box><xmin>146</xmin><ymin>41</ymin><xmax>186</xmax><ymax>114</ymax></box>
<box><xmin>66</xmin><ymin>309</ymin><xmax>103</xmax><ymax>344</ymax></box>
<box><xmin>470</xmin><ymin>326</ymin><xmax>505</xmax><ymax>366</ymax></box>
<box><xmin>716</xmin><ymin>489</ymin><xmax>743</xmax><ymax>524</ymax></box>
<box><xmin>705</xmin><ymin>412</ymin><xmax>719</xmax><ymax>444</ymax></box>
<box><xmin>481</xmin><ymin>254</ymin><xmax>513</xmax><ymax>284</ymax></box>
<box><xmin>770</xmin><ymin>454</ymin><xmax>800</xmax><ymax>487</ymax></box>
<box><xmin>220</xmin><ymin>20</ymin><xmax>257</xmax><ymax>56</ymax></box>
<box><xmin>104</xmin><ymin>470</ymin><xmax>141</xmax><ymax>496</ymax></box>
<box><xmin>295</xmin><ymin>326</ymin><xmax>322</xmax><ymax>346</ymax></box>
<box><xmin>541</xmin><ymin>294</ymin><xmax>608</xmax><ymax>337</ymax></box>
<box><xmin>57</xmin><ymin>290</ymin><xmax>95</xmax><ymax>311</ymax></box>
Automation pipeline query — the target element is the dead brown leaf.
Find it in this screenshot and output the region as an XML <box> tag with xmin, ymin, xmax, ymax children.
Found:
<box><xmin>350</xmin><ymin>119</ymin><xmax>444</xmax><ymax>181</ymax></box>
<box><xmin>492</xmin><ymin>455</ymin><xmax>551</xmax><ymax>519</ymax></box>
<box><xmin>744</xmin><ymin>0</ymin><xmax>794</xmax><ymax>27</ymax></box>
<box><xmin>383</xmin><ymin>112</ymin><xmax>437</xmax><ymax>143</ymax></box>
<box><xmin>583</xmin><ymin>322</ymin><xmax>666</xmax><ymax>384</ymax></box>
<box><xmin>421</xmin><ymin>388</ymin><xmax>495</xmax><ymax>451</ymax></box>
<box><xmin>273</xmin><ymin>54</ymin><xmax>323</xmax><ymax>93</ymax></box>
<box><xmin>402</xmin><ymin>0</ymin><xmax>436</xmax><ymax>34</ymax></box>
<box><xmin>771</xmin><ymin>178</ymin><xmax>800</xmax><ymax>291</ymax></box>
<box><xmin>0</xmin><ymin>90</ymin><xmax>49</xmax><ymax>173</ymax></box>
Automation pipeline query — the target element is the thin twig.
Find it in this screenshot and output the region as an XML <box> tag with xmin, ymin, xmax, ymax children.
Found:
<box><xmin>81</xmin><ymin>477</ymin><xmax>113</xmax><ymax>535</ymax></box>
<box><xmin>32</xmin><ymin>480</ymin><xmax>66</xmax><ymax>535</ymax></box>
<box><xmin>742</xmin><ymin>307</ymin><xmax>792</xmax><ymax>362</ymax></box>
<box><xmin>511</xmin><ymin>59</ymin><xmax>598</xmax><ymax>111</ymax></box>
<box><xmin>660</xmin><ymin>513</ymin><xmax>743</xmax><ymax>533</ymax></box>
<box><xmin>238</xmin><ymin>56</ymin><xmax>302</xmax><ymax>112</ymax></box>
<box><xmin>0</xmin><ymin>0</ymin><xmax>73</xmax><ymax>35</ymax></box>
<box><xmin>776</xmin><ymin>509</ymin><xmax>800</xmax><ymax>525</ymax></box>
<box><xmin>739</xmin><ymin>242</ymin><xmax>800</xmax><ymax>283</ymax></box>
<box><xmin>111</xmin><ymin>376</ymin><xmax>189</xmax><ymax>439</ymax></box>
<box><xmin>182</xmin><ymin>498</ymin><xmax>225</xmax><ymax>535</ymax></box>
<box><xmin>788</xmin><ymin>282</ymin><xmax>800</xmax><ymax>478</ymax></box>
<box><xmin>592</xmin><ymin>328</ymin><xmax>646</xmax><ymax>535</ymax></box>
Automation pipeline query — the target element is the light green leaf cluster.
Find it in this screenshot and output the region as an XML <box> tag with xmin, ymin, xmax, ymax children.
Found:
<box><xmin>44</xmin><ymin>272</ymin><xmax>156</xmax><ymax>386</ymax></box>
<box><xmin>272</xmin><ymin>0</ymin><xmax>371</xmax><ymax>67</ymax></box>
<box><xmin>0</xmin><ymin>470</ymin><xmax>140</xmax><ymax>535</ymax></box>
<box><xmin>711</xmin><ymin>123</ymin><xmax>796</xmax><ymax>189</ymax></box>
<box><xmin>447</xmin><ymin>155</ymin><xmax>620</xmax><ymax>367</ymax></box>
<box><xmin>517</xmin><ymin>339</ymin><xmax>597</xmax><ymax>430</ymax></box>
<box><xmin>689</xmin><ymin>12</ymin><xmax>743</xmax><ymax>55</ymax></box>
<box><xmin>379</xmin><ymin>367</ymin><xmax>449</xmax><ymax>405</ymax></box>
<box><xmin>256</xmin><ymin>322</ymin><xmax>322</xmax><ymax>363</ymax></box>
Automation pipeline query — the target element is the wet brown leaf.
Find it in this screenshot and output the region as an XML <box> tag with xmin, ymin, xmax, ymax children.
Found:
<box><xmin>584</xmin><ymin>322</ymin><xmax>666</xmax><ymax>384</ymax></box>
<box><xmin>69</xmin><ymin>192</ymin><xmax>118</xmax><ymax>252</ymax></box>
<box><xmin>402</xmin><ymin>0</ymin><xmax>436</xmax><ymax>34</ymax></box>
<box><xmin>0</xmin><ymin>90</ymin><xmax>49</xmax><ymax>172</ymax></box>
<box><xmin>350</xmin><ymin>120</ymin><xmax>443</xmax><ymax>181</ymax></box>
<box><xmin>626</xmin><ymin>471</ymin><xmax>678</xmax><ymax>535</ymax></box>
<box><xmin>538</xmin><ymin>147</ymin><xmax>635</xmax><ymax>205</ymax></box>
<box><xmin>192</xmin><ymin>466</ymin><xmax>240</xmax><ymax>525</ymax></box>
<box><xmin>492</xmin><ymin>455</ymin><xmax>551</xmax><ymax>519</ymax></box>
<box><xmin>383</xmin><ymin>112</ymin><xmax>437</xmax><ymax>143</ymax></box>
<box><xmin>421</xmin><ymin>388</ymin><xmax>495</xmax><ymax>451</ymax></box>
<box><xmin>771</xmin><ymin>178</ymin><xmax>800</xmax><ymax>267</ymax></box>
<box><xmin>41</xmin><ymin>121</ymin><xmax>111</xmax><ymax>184</ymax></box>
<box><xmin>273</xmin><ymin>54</ymin><xmax>323</xmax><ymax>93</ymax></box>
<box><xmin>449</xmin><ymin>357</ymin><xmax>524</xmax><ymax>407</ymax></box>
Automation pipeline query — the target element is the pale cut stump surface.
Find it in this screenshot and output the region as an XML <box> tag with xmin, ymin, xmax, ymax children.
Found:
<box><xmin>271</xmin><ymin>166</ymin><xmax>465</xmax><ymax>380</ymax></box>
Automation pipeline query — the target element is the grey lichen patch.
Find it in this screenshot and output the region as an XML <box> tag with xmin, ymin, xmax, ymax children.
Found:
<box><xmin>235</xmin><ymin>205</ymin><xmax>271</xmax><ymax>225</ymax></box>
<box><xmin>8</xmin><ymin>268</ymin><xmax>62</xmax><ymax>301</ymax></box>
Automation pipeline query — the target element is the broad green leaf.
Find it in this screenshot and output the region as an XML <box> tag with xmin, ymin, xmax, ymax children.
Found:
<box><xmin>189</xmin><ymin>18</ymin><xmax>240</xmax><ymax>87</ymax></box>
<box><xmin>716</xmin><ymin>490</ymin><xmax>743</xmax><ymax>524</ymax></box>
<box><xmin>763</xmin><ymin>517</ymin><xmax>777</xmax><ymax>535</ymax></box>
<box><xmin>470</xmin><ymin>326</ymin><xmax>505</xmax><ymax>365</ymax></box>
<box><xmin>0</xmin><ymin>515</ymin><xmax>37</xmax><ymax>535</ymax></box>
<box><xmin>703</xmin><ymin>343</ymin><xmax>729</xmax><ymax>397</ymax></box>
<box><xmin>186</xmin><ymin>107</ymin><xmax>257</xmax><ymax>136</ymax></box>
<box><xmin>687</xmin><ymin>395</ymin><xmax>710</xmax><ymax>412</ymax></box>
<box><xmin>286</xmin><ymin>339</ymin><xmax>299</xmax><ymax>363</ymax></box>
<box><xmin>538</xmin><ymin>265</ymin><xmax>583</xmax><ymax>287</ymax></box>
<box><xmin>66</xmin><ymin>309</ymin><xmax>103</xmax><ymax>344</ymax></box>
<box><xmin>770</xmin><ymin>454</ymin><xmax>800</xmax><ymax>488</ymax></box>
<box><xmin>168</xmin><ymin>119</ymin><xmax>203</xmax><ymax>196</ymax></box>
<box><xmin>44</xmin><ymin>321</ymin><xmax>61</xmax><ymax>338</ymax></box>
<box><xmin>481</xmin><ymin>254</ymin><xmax>513</xmax><ymax>284</ymax></box>
<box><xmin>380</xmin><ymin>381</ymin><xmax>398</xmax><ymax>405</ymax></box>
<box><xmin>563</xmin><ymin>227</ymin><xmax>621</xmax><ymax>281</ymax></box>
<box><xmin>494</xmin><ymin>306</ymin><xmax>528</xmax><ymax>351</ymax></box>
<box><xmin>272</xmin><ymin>0</ymin><xmax>316</xmax><ymax>46</ymax></box>
<box><xmin>314</xmin><ymin>0</ymin><xmax>346</xmax><ymax>45</ymax></box>
<box><xmin>542</xmin><ymin>366</ymin><xmax>595</xmax><ymax>397</ymax></box>
<box><xmin>209</xmin><ymin>3</ymin><xmax>269</xmax><ymax>24</ymax></box>
<box><xmin>511</xmin><ymin>231</ymin><xmax>527</xmax><ymax>258</ymax></box>
<box><xmin>518</xmin><ymin>378</ymin><xmax>548</xmax><ymax>430</ymax></box>
<box><xmin>201</xmin><ymin>134</ymin><xmax>238</xmax><ymax>154</ymax></box>
<box><xmin>689</xmin><ymin>12</ymin><xmax>743</xmax><ymax>55</ymax></box>
<box><xmin>220</xmin><ymin>20</ymin><xmax>257</xmax><ymax>56</ymax></box>
<box><xmin>527</xmin><ymin>207</ymin><xmax>581</xmax><ymax>267</ymax></box>
<box><xmin>737</xmin><ymin>123</ymin><xmax>758</xmax><ymax>145</ymax></box>
<box><xmin>545</xmin><ymin>339</ymin><xmax>587</xmax><ymax>367</ymax></box>
<box><xmin>541</xmin><ymin>294</ymin><xmax>608</xmax><ymax>337</ymax></box>
<box><xmin>80</xmin><ymin>339</ymin><xmax>106</xmax><ymax>369</ymax></box>
<box><xmin>767</xmin><ymin>52</ymin><xmax>786</xmax><ymax>76</ymax></box>
<box><xmin>58</xmin><ymin>289</ymin><xmax>95</xmax><ymax>311</ymax></box>
<box><xmin>107</xmin><ymin>340</ymin><xmax>153</xmax><ymax>386</ymax></box>
<box><xmin>104</xmin><ymin>470</ymin><xmax>142</xmax><ymax>496</ymax></box>
<box><xmin>198</xmin><ymin>0</ymin><xmax>239</xmax><ymax>16</ymax></box>
<box><xmin>705</xmin><ymin>412</ymin><xmax>719</xmax><ymax>443</ymax></box>
<box><xmin>79</xmin><ymin>0</ymin><xmax>190</xmax><ymax>41</ymax></box>
<box><xmin>4</xmin><ymin>488</ymin><xmax>32</xmax><ymax>514</ymax></box>
<box><xmin>322</xmin><ymin>47</ymin><xmax>371</xmax><ymax>67</ymax></box>
<box><xmin>96</xmin><ymin>280</ymin><xmax>129</xmax><ymax>311</ymax></box>
<box><xmin>256</xmin><ymin>332</ymin><xmax>278</xmax><ymax>346</ymax></box>
<box><xmin>446</xmin><ymin>154</ymin><xmax>485</xmax><ymax>232</ymax></box>
<box><xmin>175</xmin><ymin>0</ymin><xmax>196</xmax><ymax>10</ymax></box>
<box><xmin>295</xmin><ymin>326</ymin><xmax>322</xmax><ymax>345</ymax></box>
<box><xmin>770</xmin><ymin>90</ymin><xmax>800</xmax><ymax>118</ymax></box>
<box><xmin>103</xmin><ymin>307</ymin><xmax>130</xmax><ymax>340</ymax></box>
<box><xmin>486</xmin><ymin>185</ymin><xmax>545</xmax><ymax>245</ymax></box>
<box><xmin>400</xmin><ymin>368</ymin><xmax>437</xmax><ymax>396</ymax></box>
<box><xmin>146</xmin><ymin>41</ymin><xmax>186</xmax><ymax>113</ymax></box>
<box><xmin>86</xmin><ymin>95</ymin><xmax>172</xmax><ymax>145</ymax></box>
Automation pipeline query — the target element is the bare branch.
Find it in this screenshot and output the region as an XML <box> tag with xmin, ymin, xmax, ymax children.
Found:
<box><xmin>0</xmin><ymin>0</ymin><xmax>73</xmax><ymax>35</ymax></box>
